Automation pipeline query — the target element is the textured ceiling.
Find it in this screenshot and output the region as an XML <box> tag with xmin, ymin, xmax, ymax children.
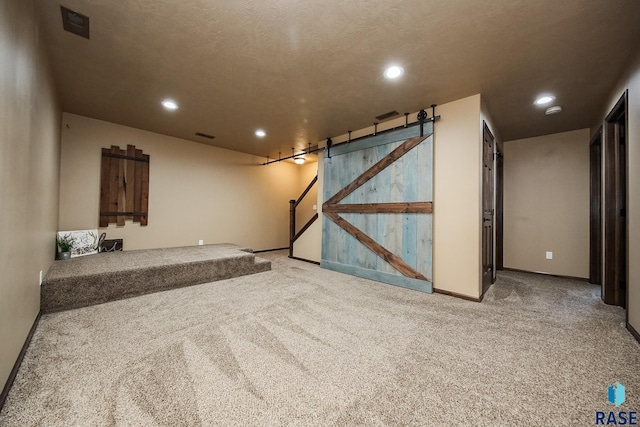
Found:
<box><xmin>36</xmin><ymin>0</ymin><xmax>640</xmax><ymax>158</ymax></box>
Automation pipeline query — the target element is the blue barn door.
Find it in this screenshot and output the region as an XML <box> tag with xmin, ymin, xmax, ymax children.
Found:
<box><xmin>321</xmin><ymin>123</ymin><xmax>433</xmax><ymax>293</ymax></box>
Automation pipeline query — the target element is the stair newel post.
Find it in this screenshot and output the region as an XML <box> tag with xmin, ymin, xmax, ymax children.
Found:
<box><xmin>289</xmin><ymin>199</ymin><xmax>296</xmax><ymax>257</ymax></box>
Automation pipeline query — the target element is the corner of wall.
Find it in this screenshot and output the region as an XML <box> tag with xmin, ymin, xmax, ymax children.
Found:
<box><xmin>600</xmin><ymin>45</ymin><xmax>640</xmax><ymax>334</ymax></box>
<box><xmin>433</xmin><ymin>94</ymin><xmax>483</xmax><ymax>299</ymax></box>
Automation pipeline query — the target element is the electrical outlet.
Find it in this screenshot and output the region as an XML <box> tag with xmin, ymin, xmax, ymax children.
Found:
<box><xmin>39</xmin><ymin>270</ymin><xmax>43</xmax><ymax>286</ymax></box>
<box><xmin>546</xmin><ymin>251</ymin><xmax>553</xmax><ymax>260</ymax></box>
<box><xmin>198</xmin><ymin>240</ymin><xmax>204</xmax><ymax>246</ymax></box>
<box><xmin>312</xmin><ymin>204</ymin><xmax>317</xmax><ymax>211</ymax></box>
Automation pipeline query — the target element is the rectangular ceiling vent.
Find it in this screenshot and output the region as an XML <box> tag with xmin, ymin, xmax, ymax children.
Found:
<box><xmin>375</xmin><ymin>110</ymin><xmax>399</xmax><ymax>121</ymax></box>
<box><xmin>60</xmin><ymin>6</ymin><xmax>90</xmax><ymax>39</ymax></box>
<box><xmin>195</xmin><ymin>132</ymin><xmax>215</xmax><ymax>139</ymax></box>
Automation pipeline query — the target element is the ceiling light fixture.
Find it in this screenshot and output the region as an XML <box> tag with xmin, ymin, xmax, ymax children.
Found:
<box><xmin>161</xmin><ymin>99</ymin><xmax>179</xmax><ymax>110</ymax></box>
<box><xmin>294</xmin><ymin>157</ymin><xmax>305</xmax><ymax>165</ymax></box>
<box><xmin>545</xmin><ymin>106</ymin><xmax>563</xmax><ymax>115</ymax></box>
<box><xmin>534</xmin><ymin>95</ymin><xmax>556</xmax><ymax>106</ymax></box>
<box><xmin>383</xmin><ymin>65</ymin><xmax>404</xmax><ymax>80</ymax></box>
<box><xmin>255</xmin><ymin>129</ymin><xmax>266</xmax><ymax>138</ymax></box>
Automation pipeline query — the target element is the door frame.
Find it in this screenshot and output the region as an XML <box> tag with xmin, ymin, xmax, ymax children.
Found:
<box><xmin>482</xmin><ymin>121</ymin><xmax>496</xmax><ymax>295</ymax></box>
<box><xmin>603</xmin><ymin>91</ymin><xmax>628</xmax><ymax>309</ymax></box>
<box><xmin>589</xmin><ymin>126</ymin><xmax>603</xmax><ymax>285</ymax></box>
<box><xmin>495</xmin><ymin>143</ymin><xmax>504</xmax><ymax>272</ymax></box>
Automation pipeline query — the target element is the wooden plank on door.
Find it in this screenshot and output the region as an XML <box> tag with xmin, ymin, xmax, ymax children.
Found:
<box><xmin>324</xmin><ymin>135</ymin><xmax>429</xmax><ymax>206</ymax></box>
<box><xmin>417</xmin><ymin>135</ymin><xmax>434</xmax><ymax>279</ymax></box>
<box><xmin>325</xmin><ymin>212</ymin><xmax>430</xmax><ymax>281</ymax></box>
<box><xmin>323</xmin><ymin>202</ymin><xmax>432</xmax><ymax>214</ymax></box>
<box><xmin>344</xmin><ymin>151</ymin><xmax>360</xmax><ymax>267</ymax></box>
<box><xmin>321</xmin><ymin>260</ymin><xmax>432</xmax><ymax>293</ymax></box>
<box><xmin>402</xmin><ymin>141</ymin><xmax>418</xmax><ymax>269</ymax></box>
<box><xmin>360</xmin><ymin>144</ymin><xmax>380</xmax><ymax>270</ymax></box>
<box><xmin>329</xmin><ymin>125</ymin><xmax>423</xmax><ymax>157</ymax></box>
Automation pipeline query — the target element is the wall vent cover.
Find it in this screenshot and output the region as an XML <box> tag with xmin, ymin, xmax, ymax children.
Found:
<box><xmin>375</xmin><ymin>110</ymin><xmax>399</xmax><ymax>121</ymax></box>
<box><xmin>195</xmin><ymin>132</ymin><xmax>215</xmax><ymax>139</ymax></box>
<box><xmin>60</xmin><ymin>6</ymin><xmax>90</xmax><ymax>39</ymax></box>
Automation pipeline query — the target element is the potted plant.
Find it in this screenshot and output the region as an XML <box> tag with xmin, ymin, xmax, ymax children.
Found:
<box><xmin>56</xmin><ymin>233</ymin><xmax>75</xmax><ymax>260</ymax></box>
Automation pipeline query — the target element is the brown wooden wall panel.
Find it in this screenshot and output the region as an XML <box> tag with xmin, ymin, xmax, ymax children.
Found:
<box><xmin>116</xmin><ymin>151</ymin><xmax>126</xmax><ymax>226</ymax></box>
<box><xmin>133</xmin><ymin>148</ymin><xmax>143</xmax><ymax>223</ymax></box>
<box><xmin>108</xmin><ymin>146</ymin><xmax>120</xmax><ymax>220</ymax></box>
<box><xmin>99</xmin><ymin>149</ymin><xmax>111</xmax><ymax>227</ymax></box>
<box><xmin>125</xmin><ymin>145</ymin><xmax>136</xmax><ymax>219</ymax></box>
<box><xmin>100</xmin><ymin>145</ymin><xmax>149</xmax><ymax>226</ymax></box>
<box><xmin>140</xmin><ymin>154</ymin><xmax>150</xmax><ymax>226</ymax></box>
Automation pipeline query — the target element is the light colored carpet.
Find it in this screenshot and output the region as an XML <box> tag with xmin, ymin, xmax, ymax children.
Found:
<box><xmin>1</xmin><ymin>251</ymin><xmax>638</xmax><ymax>426</ymax></box>
<box><xmin>41</xmin><ymin>244</ymin><xmax>270</xmax><ymax>313</ymax></box>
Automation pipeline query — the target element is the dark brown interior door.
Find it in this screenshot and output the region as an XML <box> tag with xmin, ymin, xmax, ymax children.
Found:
<box><xmin>482</xmin><ymin>122</ymin><xmax>495</xmax><ymax>294</ymax></box>
<box><xmin>604</xmin><ymin>92</ymin><xmax>627</xmax><ymax>308</ymax></box>
<box><xmin>589</xmin><ymin>128</ymin><xmax>602</xmax><ymax>285</ymax></box>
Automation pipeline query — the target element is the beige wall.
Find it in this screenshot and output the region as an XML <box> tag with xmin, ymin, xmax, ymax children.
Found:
<box><xmin>58</xmin><ymin>114</ymin><xmax>301</xmax><ymax>251</ymax></box>
<box><xmin>433</xmin><ymin>94</ymin><xmax>483</xmax><ymax>297</ymax></box>
<box><xmin>503</xmin><ymin>129</ymin><xmax>590</xmax><ymax>278</ymax></box>
<box><xmin>600</xmin><ymin>46</ymin><xmax>640</xmax><ymax>334</ymax></box>
<box><xmin>0</xmin><ymin>0</ymin><xmax>60</xmax><ymax>388</ymax></box>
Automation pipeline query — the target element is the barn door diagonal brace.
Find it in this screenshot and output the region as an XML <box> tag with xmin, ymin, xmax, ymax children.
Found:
<box><xmin>324</xmin><ymin>212</ymin><xmax>431</xmax><ymax>282</ymax></box>
<box><xmin>323</xmin><ymin>134</ymin><xmax>430</xmax><ymax>207</ymax></box>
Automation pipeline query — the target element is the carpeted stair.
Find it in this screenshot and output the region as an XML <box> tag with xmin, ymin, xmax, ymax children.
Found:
<box><xmin>40</xmin><ymin>243</ymin><xmax>271</xmax><ymax>313</ymax></box>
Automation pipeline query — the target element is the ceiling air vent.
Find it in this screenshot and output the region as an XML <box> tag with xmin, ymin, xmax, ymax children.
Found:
<box><xmin>60</xmin><ymin>6</ymin><xmax>90</xmax><ymax>39</ymax></box>
<box><xmin>375</xmin><ymin>110</ymin><xmax>399</xmax><ymax>121</ymax></box>
<box><xmin>195</xmin><ymin>132</ymin><xmax>215</xmax><ymax>139</ymax></box>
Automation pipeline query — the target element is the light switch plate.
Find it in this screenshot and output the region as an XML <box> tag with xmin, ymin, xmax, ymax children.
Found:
<box><xmin>546</xmin><ymin>251</ymin><xmax>553</xmax><ymax>260</ymax></box>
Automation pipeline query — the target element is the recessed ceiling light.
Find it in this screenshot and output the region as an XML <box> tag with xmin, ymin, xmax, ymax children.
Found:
<box><xmin>161</xmin><ymin>99</ymin><xmax>178</xmax><ymax>110</ymax></box>
<box><xmin>384</xmin><ymin>65</ymin><xmax>404</xmax><ymax>80</ymax></box>
<box><xmin>545</xmin><ymin>106</ymin><xmax>563</xmax><ymax>115</ymax></box>
<box><xmin>534</xmin><ymin>95</ymin><xmax>555</xmax><ymax>106</ymax></box>
<box><xmin>255</xmin><ymin>129</ymin><xmax>266</xmax><ymax>138</ymax></box>
<box><xmin>294</xmin><ymin>157</ymin><xmax>305</xmax><ymax>165</ymax></box>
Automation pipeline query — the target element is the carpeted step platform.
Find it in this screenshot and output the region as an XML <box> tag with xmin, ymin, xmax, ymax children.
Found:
<box><xmin>41</xmin><ymin>243</ymin><xmax>271</xmax><ymax>313</ymax></box>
